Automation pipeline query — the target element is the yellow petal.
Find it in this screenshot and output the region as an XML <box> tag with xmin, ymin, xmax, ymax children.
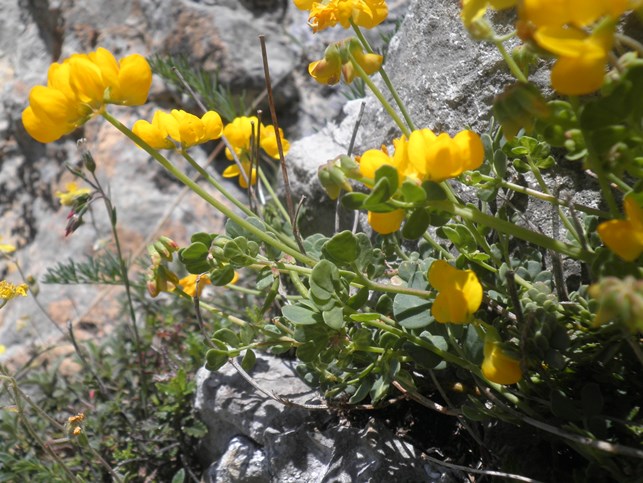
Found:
<box><xmin>133</xmin><ymin>119</ymin><xmax>175</xmax><ymax>150</ymax></box>
<box><xmin>260</xmin><ymin>125</ymin><xmax>288</xmax><ymax>158</ymax></box>
<box><xmin>222</xmin><ymin>164</ymin><xmax>241</xmax><ymax>178</ymax></box>
<box><xmin>597</xmin><ymin>219</ymin><xmax>643</xmax><ymax>262</ymax></box>
<box><xmin>454</xmin><ymin>130</ymin><xmax>484</xmax><ymax>172</ymax></box>
<box><xmin>293</xmin><ymin>0</ymin><xmax>314</xmax><ymax>10</ymax></box>
<box><xmin>178</xmin><ymin>274</ymin><xmax>211</xmax><ymax>297</ymax></box>
<box><xmin>109</xmin><ymin>54</ymin><xmax>152</xmax><ymax>105</ymax></box>
<box><xmin>89</xmin><ymin>47</ymin><xmax>119</xmax><ymax>86</ymax></box>
<box><xmin>22</xmin><ymin>105</ymin><xmax>72</xmax><ymax>143</ymax></box>
<box><xmin>423</xmin><ymin>133</ymin><xmax>462</xmax><ymax>182</ymax></box>
<box><xmin>202</xmin><ymin>111</ymin><xmax>223</xmax><ymax>141</ymax></box>
<box><xmin>359</xmin><ymin>149</ymin><xmax>391</xmax><ymax>182</ymax></box>
<box><xmin>173</xmin><ymin>109</ymin><xmax>205</xmax><ymax>148</ymax></box>
<box><xmin>550</xmin><ymin>53</ymin><xmax>607</xmax><ymax>96</ymax></box>
<box><xmin>367</xmin><ymin>209</ymin><xmax>405</xmax><ymax>235</ymax></box>
<box><xmin>407</xmin><ymin>128</ymin><xmax>437</xmax><ymax>178</ymax></box>
<box><xmin>155</xmin><ymin>110</ymin><xmax>180</xmax><ymax>142</ymax></box>
<box><xmin>482</xmin><ymin>342</ymin><xmax>522</xmax><ymax>384</ymax></box>
<box><xmin>429</xmin><ymin>260</ymin><xmax>483</xmax><ymax>323</ymax></box>
<box><xmin>68</xmin><ymin>55</ymin><xmax>106</xmax><ymax>104</ymax></box>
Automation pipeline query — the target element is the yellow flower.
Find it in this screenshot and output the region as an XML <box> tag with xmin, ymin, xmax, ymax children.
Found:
<box><xmin>133</xmin><ymin>109</ymin><xmax>223</xmax><ymax>149</ymax></box>
<box><xmin>408</xmin><ymin>129</ymin><xmax>484</xmax><ymax>182</ymax></box>
<box><xmin>597</xmin><ymin>196</ymin><xmax>643</xmax><ymax>262</ymax></box>
<box><xmin>520</xmin><ymin>0</ymin><xmax>629</xmax><ymax>29</ymax></box>
<box><xmin>428</xmin><ymin>260</ymin><xmax>483</xmax><ymax>324</ymax></box>
<box><xmin>358</xmin><ymin>148</ymin><xmax>394</xmax><ymax>184</ymax></box>
<box><xmin>342</xmin><ymin>41</ymin><xmax>383</xmax><ymax>84</ymax></box>
<box><xmin>533</xmin><ymin>25</ymin><xmax>613</xmax><ymax>95</ymax></box>
<box><xmin>0</xmin><ymin>236</ymin><xmax>16</xmax><ymax>254</ymax></box>
<box><xmin>222</xmin><ymin>160</ymin><xmax>258</xmax><ymax>189</ymax></box>
<box><xmin>308</xmin><ymin>0</ymin><xmax>388</xmax><ymax>33</ymax></box>
<box><xmin>367</xmin><ymin>209</ymin><xmax>405</xmax><ymax>234</ymax></box>
<box><xmin>461</xmin><ymin>0</ymin><xmax>516</xmax><ymax>28</ymax></box>
<box><xmin>481</xmin><ymin>340</ymin><xmax>523</xmax><ymax>385</ymax></box>
<box><xmin>55</xmin><ymin>182</ymin><xmax>92</xmax><ymax>206</ymax></box>
<box><xmin>0</xmin><ymin>280</ymin><xmax>29</xmax><ymax>302</ymax></box>
<box><xmin>178</xmin><ymin>274</ymin><xmax>212</xmax><ymax>297</ymax></box>
<box><xmin>0</xmin><ymin>344</ymin><xmax>5</xmax><ymax>355</ymax></box>
<box><xmin>309</xmin><ymin>44</ymin><xmax>343</xmax><ymax>85</ymax></box>
<box><xmin>293</xmin><ymin>0</ymin><xmax>315</xmax><ymax>9</ymax></box>
<box><xmin>22</xmin><ymin>48</ymin><xmax>152</xmax><ymax>144</ymax></box>
<box><xmin>222</xmin><ymin>116</ymin><xmax>289</xmax><ymax>186</ymax></box>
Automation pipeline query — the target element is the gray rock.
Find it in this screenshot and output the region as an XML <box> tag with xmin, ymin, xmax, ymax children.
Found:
<box><xmin>195</xmin><ymin>354</ymin><xmax>451</xmax><ymax>482</ymax></box>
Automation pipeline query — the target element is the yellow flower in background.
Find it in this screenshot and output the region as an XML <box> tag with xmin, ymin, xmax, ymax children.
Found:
<box><xmin>222</xmin><ymin>160</ymin><xmax>258</xmax><ymax>189</ymax></box>
<box><xmin>133</xmin><ymin>109</ymin><xmax>223</xmax><ymax>150</ymax></box>
<box><xmin>367</xmin><ymin>209</ymin><xmax>405</xmax><ymax>235</ymax></box>
<box><xmin>533</xmin><ymin>25</ymin><xmax>614</xmax><ymax>95</ymax></box>
<box><xmin>222</xmin><ymin>116</ymin><xmax>289</xmax><ymax>187</ymax></box>
<box><xmin>178</xmin><ymin>274</ymin><xmax>212</xmax><ymax>297</ymax></box>
<box><xmin>55</xmin><ymin>182</ymin><xmax>92</xmax><ymax>207</ymax></box>
<box><xmin>407</xmin><ymin>129</ymin><xmax>484</xmax><ymax>182</ymax></box>
<box><xmin>309</xmin><ymin>44</ymin><xmax>343</xmax><ymax>85</ymax></box>
<box><xmin>0</xmin><ymin>236</ymin><xmax>16</xmax><ymax>254</ymax></box>
<box><xmin>309</xmin><ymin>40</ymin><xmax>383</xmax><ymax>85</ymax></box>
<box><xmin>461</xmin><ymin>0</ymin><xmax>516</xmax><ymax>28</ymax></box>
<box><xmin>520</xmin><ymin>0</ymin><xmax>628</xmax><ymax>29</ymax></box>
<box><xmin>0</xmin><ymin>280</ymin><xmax>29</xmax><ymax>303</ymax></box>
<box><xmin>22</xmin><ymin>47</ymin><xmax>152</xmax><ymax>144</ymax></box>
<box><xmin>481</xmin><ymin>340</ymin><xmax>523</xmax><ymax>385</ymax></box>
<box><xmin>428</xmin><ymin>260</ymin><xmax>483</xmax><ymax>324</ymax></box>
<box><xmin>0</xmin><ymin>344</ymin><xmax>5</xmax><ymax>355</ymax></box>
<box><xmin>307</xmin><ymin>0</ymin><xmax>388</xmax><ymax>33</ymax></box>
<box><xmin>597</xmin><ymin>196</ymin><xmax>643</xmax><ymax>262</ymax></box>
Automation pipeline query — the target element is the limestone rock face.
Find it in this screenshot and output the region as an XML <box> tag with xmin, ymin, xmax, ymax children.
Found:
<box><xmin>195</xmin><ymin>355</ymin><xmax>452</xmax><ymax>482</ymax></box>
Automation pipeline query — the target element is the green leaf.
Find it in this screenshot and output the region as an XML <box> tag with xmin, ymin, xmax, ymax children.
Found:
<box><xmin>213</xmin><ymin>328</ymin><xmax>239</xmax><ymax>348</ymax></box>
<box><xmin>282</xmin><ymin>304</ymin><xmax>321</xmax><ymax>325</ymax></box>
<box><xmin>241</xmin><ymin>349</ymin><xmax>257</xmax><ymax>372</ymax></box>
<box><xmin>322</xmin><ymin>306</ymin><xmax>345</xmax><ymax>330</ymax></box>
<box><xmin>341</xmin><ymin>192</ymin><xmax>368</xmax><ymax>210</ymax></box>
<box><xmin>347</xmin><ymin>286</ymin><xmax>370</xmax><ymax>310</ymax></box>
<box><xmin>492</xmin><ymin>149</ymin><xmax>508</xmax><ymax>178</ymax></box>
<box><xmin>393</xmin><ymin>294</ymin><xmax>432</xmax><ymax>329</ymax></box>
<box><xmin>322</xmin><ymin>230</ymin><xmax>359</xmax><ymax>265</ymax></box>
<box><xmin>303</xmin><ymin>233</ymin><xmax>328</xmax><ymax>260</ymax></box>
<box><xmin>400</xmin><ymin>180</ymin><xmax>427</xmax><ymax>203</ymax></box>
<box><xmin>223</xmin><ymin>237</ymin><xmax>259</xmax><ymax>267</ymax></box>
<box><xmin>354</xmin><ymin>233</ymin><xmax>373</xmax><ymax>272</ymax></box>
<box><xmin>422</xmin><ymin>181</ymin><xmax>447</xmax><ymax>201</ymax></box>
<box><xmin>363</xmin><ymin>177</ymin><xmax>393</xmax><ymax>210</ymax></box>
<box><xmin>349</xmin><ymin>312</ymin><xmax>382</xmax><ymax>322</ymax></box>
<box><xmin>348</xmin><ymin>378</ymin><xmax>373</xmax><ymax>404</ymax></box>
<box><xmin>374</xmin><ymin>164</ymin><xmax>399</xmax><ymax>190</ymax></box>
<box><xmin>402</xmin><ymin>208</ymin><xmax>431</xmax><ymax>240</ymax></box>
<box><xmin>180</xmin><ymin>242</ymin><xmax>209</xmax><ymax>261</ymax></box>
<box><xmin>171</xmin><ymin>469</ymin><xmax>186</xmax><ymax>483</ymax></box>
<box><xmin>205</xmin><ymin>346</ymin><xmax>228</xmax><ymax>371</ymax></box>
<box><xmin>190</xmin><ymin>232</ymin><xmax>214</xmax><ymax>246</ymax></box>
<box><xmin>403</xmin><ymin>342</ymin><xmax>443</xmax><ymax>370</ymax></box>
<box><xmin>310</xmin><ymin>259</ymin><xmax>340</xmax><ymax>301</ymax></box>
<box><xmin>209</xmin><ymin>265</ymin><xmax>236</xmax><ymax>286</ymax></box>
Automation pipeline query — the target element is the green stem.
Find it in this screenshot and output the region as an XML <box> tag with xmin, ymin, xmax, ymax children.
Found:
<box><xmin>351</xmin><ymin>21</ymin><xmax>416</xmax><ymax>132</ymax></box>
<box><xmin>526</xmin><ymin>156</ymin><xmax>583</xmax><ymax>245</ymax></box>
<box><xmin>90</xmin><ymin>170</ymin><xmax>148</xmax><ymax>415</ymax></box>
<box><xmin>347</xmin><ymin>51</ymin><xmax>410</xmax><ymax>137</ymax></box>
<box><xmin>493</xmin><ymin>37</ymin><xmax>528</xmax><ymax>82</ymax></box>
<box><xmin>181</xmin><ymin>150</ymin><xmax>255</xmax><ymax>218</ymax></box>
<box><xmin>102</xmin><ymin>112</ymin><xmax>316</xmax><ymax>267</ymax></box>
<box><xmin>258</xmin><ymin>167</ymin><xmax>291</xmax><ymax>223</ymax></box>
<box><xmin>474</xmin><ymin>173</ymin><xmax>611</xmax><ymax>218</ymax></box>
<box><xmin>607</xmin><ymin>173</ymin><xmax>631</xmax><ymax>193</ymax></box>
<box><xmin>432</xmin><ymin>200</ymin><xmax>594</xmax><ymax>262</ymax></box>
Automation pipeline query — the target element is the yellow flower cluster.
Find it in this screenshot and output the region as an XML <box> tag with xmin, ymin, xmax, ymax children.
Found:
<box><xmin>22</xmin><ymin>48</ymin><xmax>152</xmax><ymax>143</ymax></box>
<box><xmin>597</xmin><ymin>196</ymin><xmax>643</xmax><ymax>262</ymax></box>
<box><xmin>358</xmin><ymin>129</ymin><xmax>483</xmax><ymax>234</ymax></box>
<box><xmin>222</xmin><ymin>116</ymin><xmax>289</xmax><ymax>188</ymax></box>
<box><xmin>294</xmin><ymin>0</ymin><xmax>388</xmax><ymax>33</ymax></box>
<box><xmin>463</xmin><ymin>0</ymin><xmax>638</xmax><ymax>96</ymax></box>
<box><xmin>309</xmin><ymin>40</ymin><xmax>383</xmax><ymax>85</ymax></box>
<box><xmin>132</xmin><ymin>109</ymin><xmax>223</xmax><ymax>150</ymax></box>
<box><xmin>0</xmin><ymin>280</ymin><xmax>28</xmax><ymax>303</ymax></box>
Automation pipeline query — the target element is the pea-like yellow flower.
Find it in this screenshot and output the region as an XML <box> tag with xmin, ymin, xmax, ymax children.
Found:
<box><xmin>407</xmin><ymin>129</ymin><xmax>484</xmax><ymax>182</ymax></box>
<box><xmin>461</xmin><ymin>0</ymin><xmax>516</xmax><ymax>28</ymax></box>
<box><xmin>132</xmin><ymin>109</ymin><xmax>223</xmax><ymax>150</ymax></box>
<box><xmin>532</xmin><ymin>25</ymin><xmax>614</xmax><ymax>96</ymax></box>
<box><xmin>481</xmin><ymin>340</ymin><xmax>523</xmax><ymax>385</ymax></box>
<box><xmin>519</xmin><ymin>0</ymin><xmax>629</xmax><ymax>29</ymax></box>
<box><xmin>55</xmin><ymin>182</ymin><xmax>92</xmax><ymax>207</ymax></box>
<box><xmin>309</xmin><ymin>44</ymin><xmax>343</xmax><ymax>85</ymax></box>
<box><xmin>222</xmin><ymin>116</ymin><xmax>289</xmax><ymax>187</ymax></box>
<box><xmin>0</xmin><ymin>236</ymin><xmax>16</xmax><ymax>254</ymax></box>
<box><xmin>367</xmin><ymin>209</ymin><xmax>405</xmax><ymax>235</ymax></box>
<box><xmin>307</xmin><ymin>0</ymin><xmax>388</xmax><ymax>33</ymax></box>
<box><xmin>22</xmin><ymin>47</ymin><xmax>152</xmax><ymax>144</ymax></box>
<box><xmin>0</xmin><ymin>280</ymin><xmax>29</xmax><ymax>302</ymax></box>
<box><xmin>178</xmin><ymin>274</ymin><xmax>212</xmax><ymax>298</ymax></box>
<box><xmin>597</xmin><ymin>196</ymin><xmax>643</xmax><ymax>262</ymax></box>
<box><xmin>428</xmin><ymin>260</ymin><xmax>483</xmax><ymax>324</ymax></box>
